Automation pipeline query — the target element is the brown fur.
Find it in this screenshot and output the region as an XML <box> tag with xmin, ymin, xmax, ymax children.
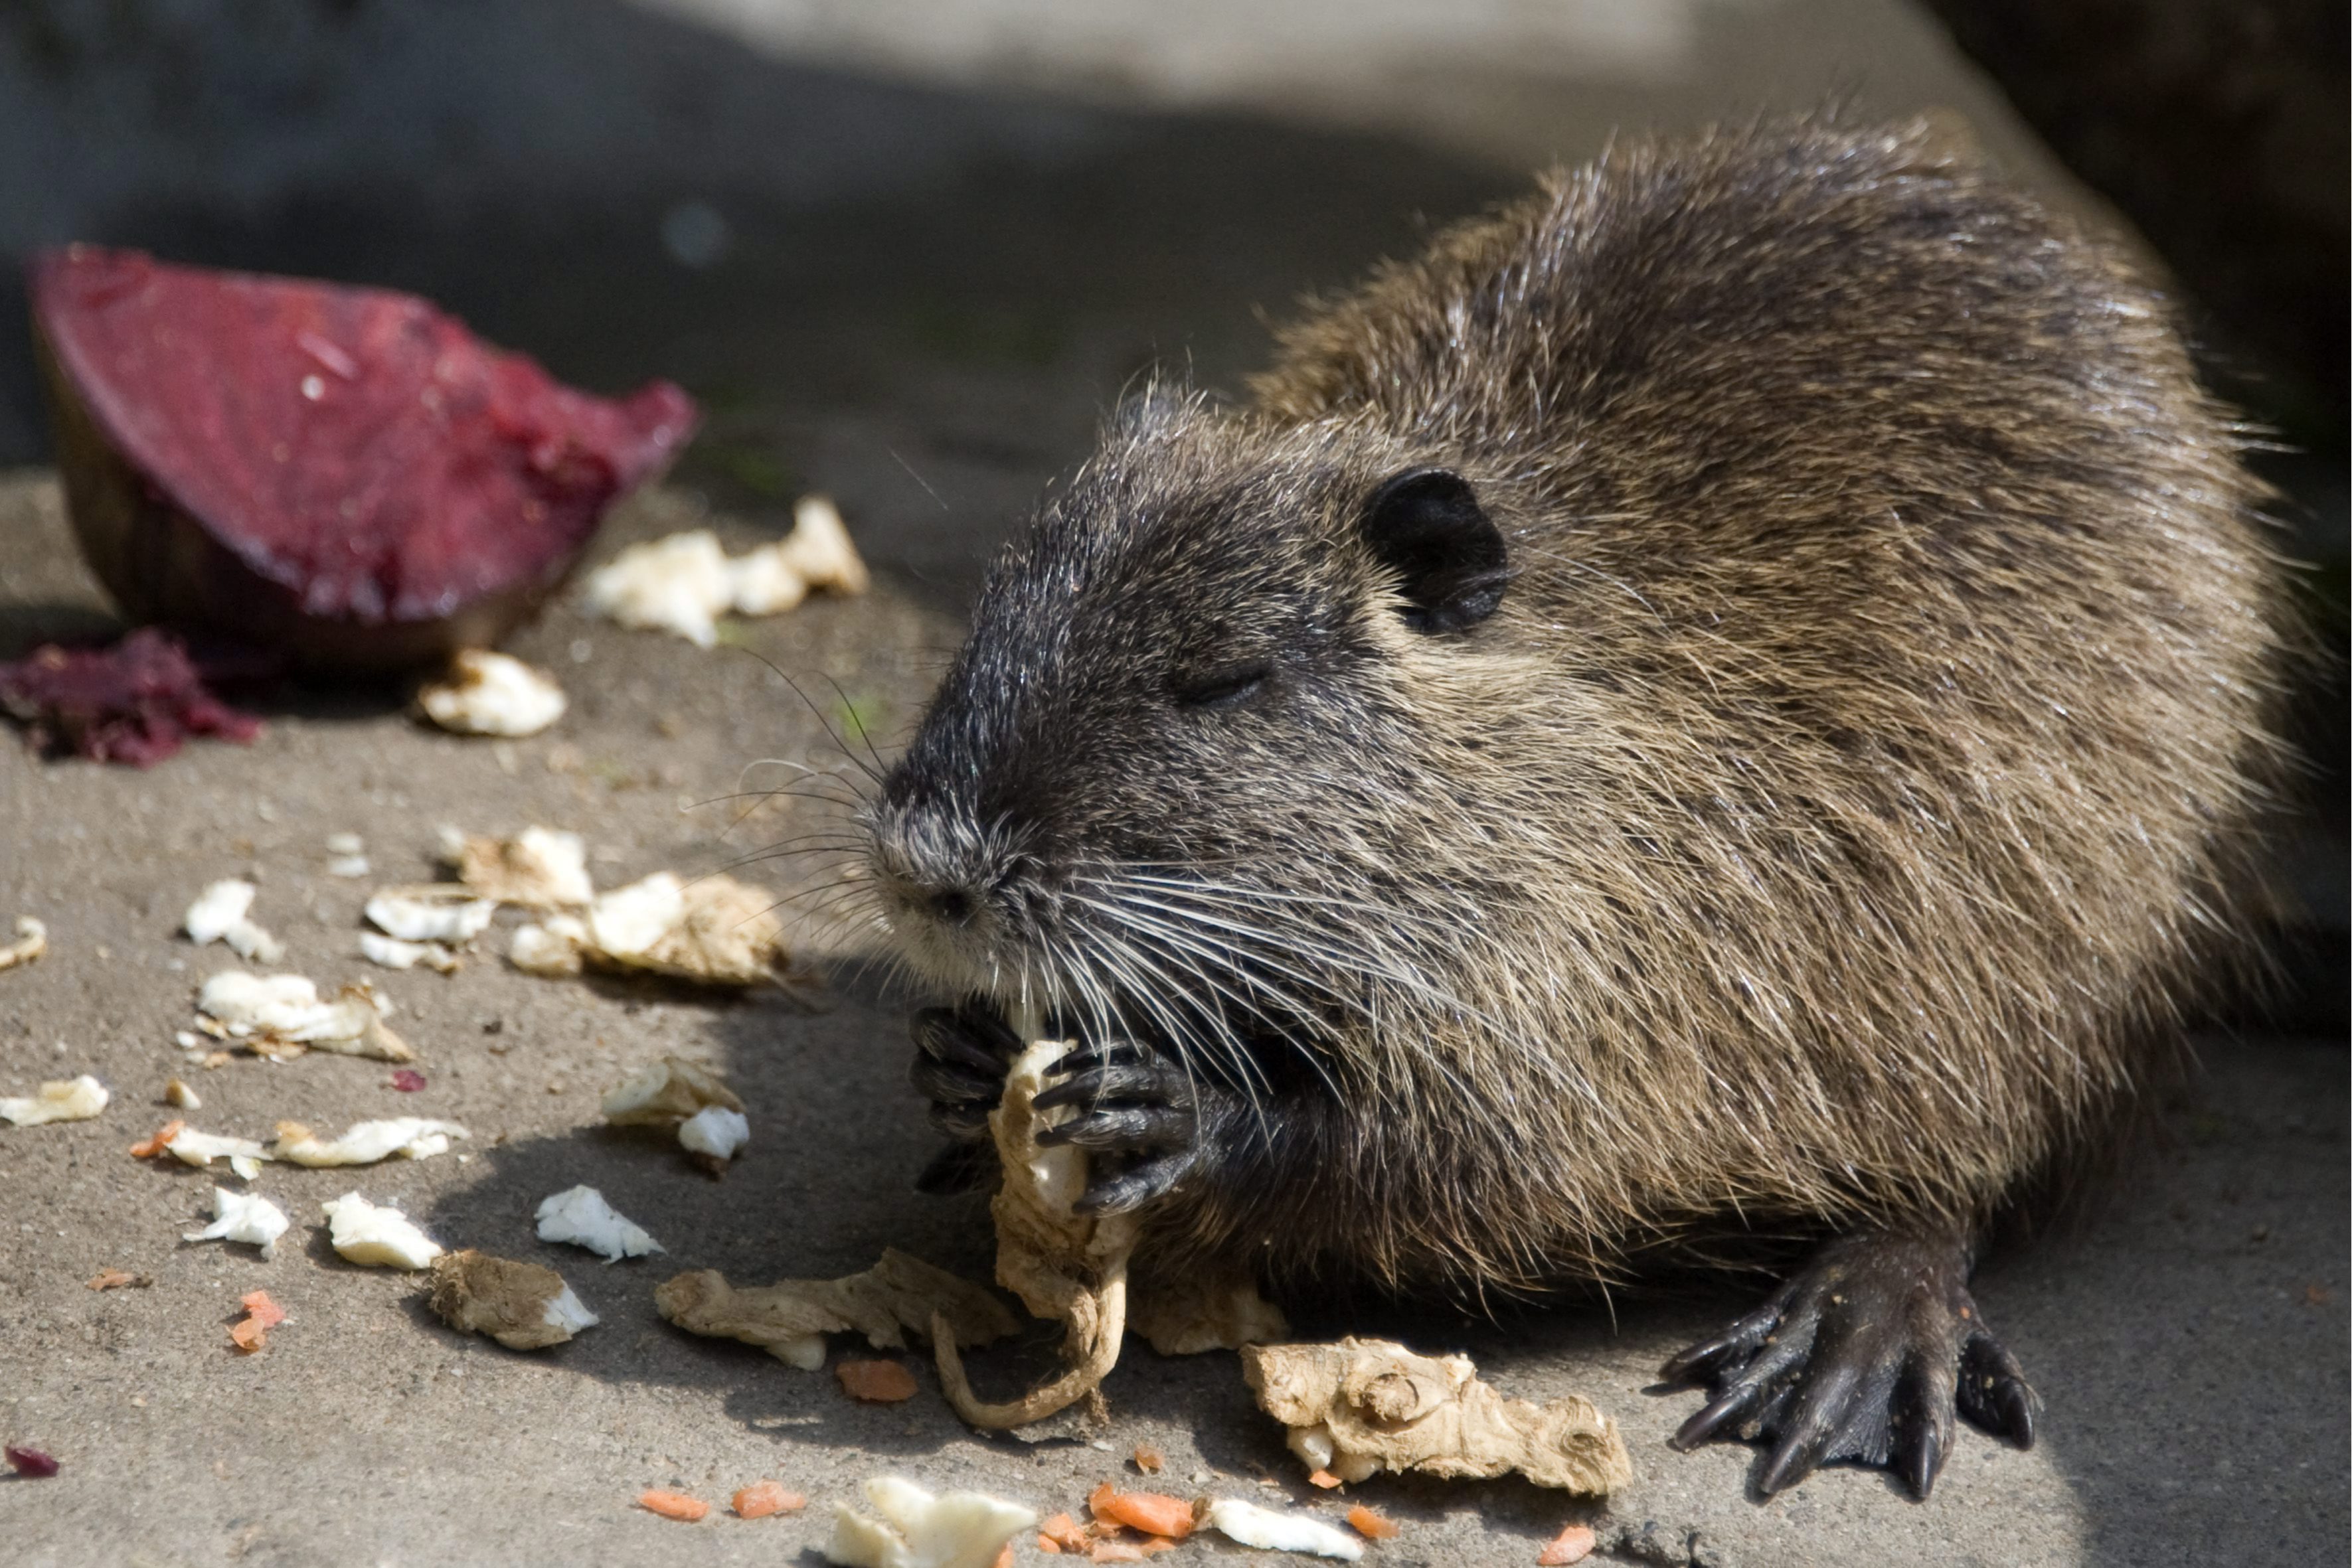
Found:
<box><xmin>866</xmin><ymin>116</ymin><xmax>2297</xmax><ymax>1298</ymax></box>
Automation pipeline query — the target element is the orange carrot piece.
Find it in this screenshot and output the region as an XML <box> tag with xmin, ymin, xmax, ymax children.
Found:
<box><xmin>1089</xmin><ymin>1545</ymin><xmax>1145</xmax><ymax>1564</ymax></box>
<box><xmin>991</xmin><ymin>1545</ymin><xmax>1015</xmax><ymax>1568</ymax></box>
<box><xmin>731</xmin><ymin>1481</ymin><xmax>804</xmax><ymax>1519</ymax></box>
<box><xmin>1307</xmin><ymin>1468</ymin><xmax>1343</xmax><ymax>1490</ymax></box>
<box><xmin>1038</xmin><ymin>1533</ymin><xmax>1065</xmax><ymax>1554</ymax></box>
<box><xmin>129</xmin><ymin>1119</ymin><xmax>184</xmax><ymax>1158</ymax></box>
<box><xmin>1088</xmin><ymin>1486</ymin><xmax>1195</xmax><ymax>1541</ymax></box>
<box><xmin>86</xmin><ymin>1268</ymin><xmax>141</xmax><ymax>1291</ymax></box>
<box><xmin>1348</xmin><ymin>1504</ymin><xmax>1400</xmax><ymax>1539</ymax></box>
<box><xmin>639</xmin><ymin>1489</ymin><xmax>709</xmax><ymax>1522</ymax></box>
<box><xmin>1041</xmin><ymin>1512</ymin><xmax>1089</xmax><ymax>1552</ymax></box>
<box><xmin>835</xmin><ymin>1358</ymin><xmax>919</xmax><ymax>1402</ymax></box>
<box><xmin>1537</xmin><ymin>1522</ymin><xmax>1597</xmax><ymax>1565</ymax></box>
<box><xmin>230</xmin><ymin>1290</ymin><xmax>286</xmax><ymax>1353</ymax></box>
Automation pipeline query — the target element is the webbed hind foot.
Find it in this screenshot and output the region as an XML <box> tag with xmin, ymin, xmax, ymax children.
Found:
<box><xmin>1661</xmin><ymin>1229</ymin><xmax>2039</xmax><ymax>1500</ymax></box>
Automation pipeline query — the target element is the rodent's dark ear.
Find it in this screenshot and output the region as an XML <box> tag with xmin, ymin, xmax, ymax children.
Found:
<box><xmin>1358</xmin><ymin>467</ymin><xmax>1509</xmax><ymax>633</ymax></box>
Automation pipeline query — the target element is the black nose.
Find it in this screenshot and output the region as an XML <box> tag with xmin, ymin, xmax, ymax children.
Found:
<box><xmin>930</xmin><ymin>889</ymin><xmax>975</xmax><ymax>926</ymax></box>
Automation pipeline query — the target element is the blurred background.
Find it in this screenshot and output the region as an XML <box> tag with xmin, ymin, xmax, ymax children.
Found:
<box><xmin>1</xmin><ymin>0</ymin><xmax>2343</xmax><ymax>1010</ymax></box>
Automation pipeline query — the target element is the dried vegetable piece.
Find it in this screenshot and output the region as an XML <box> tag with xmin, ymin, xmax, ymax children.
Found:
<box><xmin>0</xmin><ymin>629</ymin><xmax>259</xmax><ymax>765</ymax></box>
<box><xmin>535</xmin><ymin>1185</ymin><xmax>663</xmax><ymax>1262</ymax></box>
<box><xmin>128</xmin><ymin>1119</ymin><xmax>185</xmax><ymax>1159</ymax></box>
<box><xmin>639</xmin><ymin>1489</ymin><xmax>711</xmax><ymax>1522</ymax></box>
<box><xmin>1241</xmin><ymin>1337</ymin><xmax>1631</xmax><ymax>1496</ymax></box>
<box><xmin>1202</xmin><ymin>1499</ymin><xmax>1363</xmax><ymax>1561</ymax></box>
<box><xmin>439</xmin><ymin>824</ymin><xmax>594</xmax><ymax>909</ymax></box>
<box><xmin>270</xmin><ymin>1117</ymin><xmax>467</xmax><ymax>1166</ymax></box>
<box><xmin>0</xmin><ymin>915</ymin><xmax>46</xmax><ymax>971</ymax></box>
<box><xmin>732</xmin><ymin>1482</ymin><xmax>806</xmax><ymax>1520</ymax></box>
<box><xmin>184</xmin><ymin>1186</ymin><xmax>290</xmax><ymax>1257</ymax></box>
<box><xmin>194</xmin><ymin>971</ymin><xmax>412</xmax><ymax>1062</ymax></box>
<box><xmin>655</xmin><ymin>1249</ymin><xmax>1017</xmax><ymax>1372</ymax></box>
<box><xmin>429</xmin><ymin>1251</ymin><xmax>597</xmax><ymax>1350</ymax></box>
<box><xmin>418</xmin><ymin>649</ymin><xmax>566</xmax><ymax>737</ymax></box>
<box><xmin>837</xmin><ymin>1360</ymin><xmax>920</xmax><ymax>1403</ymax></box>
<box><xmin>230</xmin><ymin>1290</ymin><xmax>287</xmax><ymax>1352</ymax></box>
<box><xmin>825</xmin><ymin>1476</ymin><xmax>1036</xmax><ymax>1568</ymax></box>
<box><xmin>0</xmin><ymin>1074</ymin><xmax>108</xmax><ymax>1126</ymax></box>
<box><xmin>319</xmin><ymin>1192</ymin><xmax>443</xmax><ymax>1269</ymax></box>
<box><xmin>588</xmin><ymin>872</ymin><xmax>793</xmax><ymax>986</ymax></box>
<box><xmin>1346</xmin><ymin>1506</ymin><xmax>1399</xmax><ymax>1541</ymax></box>
<box><xmin>933</xmin><ymin>1032</ymin><xmax>1137</xmax><ymax>1429</ymax></box>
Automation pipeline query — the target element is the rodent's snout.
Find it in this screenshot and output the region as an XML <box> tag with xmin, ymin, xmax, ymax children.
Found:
<box><xmin>863</xmin><ymin>791</ymin><xmax>1041</xmax><ymax>988</ymax></box>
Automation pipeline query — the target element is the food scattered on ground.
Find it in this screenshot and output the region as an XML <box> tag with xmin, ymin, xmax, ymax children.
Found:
<box><xmin>1130</xmin><ymin>1267</ymin><xmax>1291</xmax><ymax>1358</ymax></box>
<box><xmin>837</xmin><ymin>1359</ymin><xmax>920</xmax><ymax>1403</ymax></box>
<box><xmin>1241</xmin><ymin>1338</ymin><xmax>1630</xmax><ymax>1496</ymax></box>
<box><xmin>390</xmin><ymin>1069</ymin><xmax>427</xmax><ymax>1093</ymax></box>
<box><xmin>325</xmin><ymin>832</ymin><xmax>370</xmax><ymax>879</ymax></box>
<box><xmin>1038</xmin><ymin>1514</ymin><xmax>1088</xmax><ymax>1553</ymax></box>
<box><xmin>31</xmin><ymin>245</ymin><xmax>697</xmax><ymax>672</ymax></box>
<box><xmin>1536</xmin><ymin>1523</ymin><xmax>1597</xmax><ymax>1566</ymax></box>
<box><xmin>1132</xmin><ymin>1446</ymin><xmax>1164</xmax><ymax>1475</ymax></box>
<box><xmin>184</xmin><ymin>1186</ymin><xmax>291</xmax><ymax>1258</ymax></box>
<box><xmin>182</xmin><ymin>878</ymin><xmax>284</xmax><ymax>965</ymax></box>
<box><xmin>1345</xmin><ymin>1506</ymin><xmax>1399</xmax><ymax>1541</ymax></box>
<box><xmin>359</xmin><ymin>933</ymin><xmax>463</xmax><ymax>973</ymax></box>
<box><xmin>230</xmin><ymin>1289</ymin><xmax>288</xmax><ymax>1353</ymax></box>
<box><xmin>638</xmin><ymin>1488</ymin><xmax>710</xmax><ymax>1523</ymax></box>
<box><xmin>418</xmin><ymin>649</ymin><xmax>566</xmax><ymax>738</ymax></box>
<box><xmin>507</xmin><ymin>917</ymin><xmax>590</xmax><ymax>977</ymax></box>
<box><xmin>511</xmin><ymin>871</ymin><xmax>798</xmax><ymax>988</ymax></box>
<box><xmin>0</xmin><ymin>629</ymin><xmax>260</xmax><ymax>765</ymax></box>
<box><xmin>604</xmin><ymin>1056</ymin><xmax>742</xmax><ymax>1126</ymax></box>
<box><xmin>825</xmin><ymin>1476</ymin><xmax>1037</xmax><ymax>1568</ymax></box>
<box><xmin>1087</xmin><ymin>1483</ymin><xmax>1194</xmax><ymax>1541</ymax></box>
<box><xmin>86</xmin><ymin>1268</ymin><xmax>151</xmax><ymax>1291</ymax></box>
<box><xmin>5</xmin><ymin>1445</ymin><xmax>60</xmax><ymax>1478</ymax></box>
<box><xmin>581</xmin><ymin>495</ymin><xmax>868</xmax><ymax>647</ymax></box>
<box><xmin>1202</xmin><ymin>1499</ymin><xmax>1363</xmax><ymax>1561</ymax></box>
<box><xmin>270</xmin><ymin>1117</ymin><xmax>468</xmax><ymax>1166</ymax></box>
<box><xmin>427</xmin><ymin>1249</ymin><xmax>598</xmax><ymax>1350</ymax></box>
<box><xmin>655</xmin><ymin>1249</ymin><xmax>1019</xmax><ymax>1371</ymax></box>
<box><xmin>0</xmin><ymin>1074</ymin><xmax>109</xmax><ymax>1127</ymax></box>
<box><xmin>361</xmin><ymin>886</ymin><xmax>494</xmax><ymax>972</ymax></box>
<box><xmin>934</xmin><ymin>1031</ymin><xmax>1137</xmax><ymax>1429</ymax></box>
<box><xmin>163</xmin><ymin>1077</ymin><xmax>200</xmax><ymax>1110</ymax></box>
<box><xmin>439</xmin><ymin>824</ymin><xmax>594</xmax><ymax>909</ymax></box>
<box><xmin>733</xmin><ymin>1482</ymin><xmax>807</xmax><ymax>1520</ymax></box>
<box><xmin>535</xmin><ymin>1185</ymin><xmax>663</xmax><ymax>1262</ymax></box>
<box><xmin>194</xmin><ymin>971</ymin><xmax>412</xmax><ymax>1062</ymax></box>
<box><xmin>319</xmin><ymin>1192</ymin><xmax>444</xmax><ymax>1269</ymax></box>
<box><xmin>145</xmin><ymin>1123</ymin><xmax>272</xmax><ymax>1181</ymax></box>
<box><xmin>0</xmin><ymin>915</ymin><xmax>48</xmax><ymax>971</ymax></box>
<box><xmin>677</xmin><ymin>1104</ymin><xmax>751</xmax><ymax>1168</ymax></box>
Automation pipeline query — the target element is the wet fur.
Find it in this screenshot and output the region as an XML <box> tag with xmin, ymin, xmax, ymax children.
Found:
<box><xmin>864</xmin><ymin>117</ymin><xmax>2295</xmax><ymax>1299</ymax></box>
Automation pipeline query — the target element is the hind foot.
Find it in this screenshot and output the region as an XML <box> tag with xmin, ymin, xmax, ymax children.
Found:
<box><xmin>1661</xmin><ymin>1230</ymin><xmax>2039</xmax><ymax>1500</ymax></box>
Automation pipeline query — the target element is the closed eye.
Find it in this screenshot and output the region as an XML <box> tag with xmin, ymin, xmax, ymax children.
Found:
<box><xmin>1172</xmin><ymin>661</ymin><xmax>1271</xmax><ymax>708</ymax></box>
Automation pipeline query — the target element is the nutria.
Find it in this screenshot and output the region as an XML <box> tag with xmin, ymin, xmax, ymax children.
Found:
<box><xmin>859</xmin><ymin>116</ymin><xmax>2294</xmax><ymax>1498</ymax></box>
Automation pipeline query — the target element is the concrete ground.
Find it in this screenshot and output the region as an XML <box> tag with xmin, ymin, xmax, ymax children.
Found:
<box><xmin>1</xmin><ymin>3</ymin><xmax>2345</xmax><ymax>1565</ymax></box>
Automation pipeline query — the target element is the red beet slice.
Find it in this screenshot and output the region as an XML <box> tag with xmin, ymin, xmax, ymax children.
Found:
<box><xmin>0</xmin><ymin>628</ymin><xmax>261</xmax><ymax>767</ymax></box>
<box><xmin>5</xmin><ymin>1445</ymin><xmax>60</xmax><ymax>1478</ymax></box>
<box><xmin>31</xmin><ymin>246</ymin><xmax>697</xmax><ymax>672</ymax></box>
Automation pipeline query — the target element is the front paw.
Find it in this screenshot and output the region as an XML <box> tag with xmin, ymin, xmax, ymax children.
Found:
<box><xmin>1033</xmin><ymin>1038</ymin><xmax>1204</xmax><ymax>1215</ymax></box>
<box><xmin>908</xmin><ymin>999</ymin><xmax>1020</xmax><ymax>1141</ymax></box>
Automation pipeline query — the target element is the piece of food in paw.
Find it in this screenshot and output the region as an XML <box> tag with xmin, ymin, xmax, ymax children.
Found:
<box><xmin>1201</xmin><ymin>1498</ymin><xmax>1363</xmax><ymax>1561</ymax></box>
<box><xmin>732</xmin><ymin>1481</ymin><xmax>806</xmax><ymax>1520</ymax></box>
<box><xmin>183</xmin><ymin>1186</ymin><xmax>290</xmax><ymax>1258</ymax></box>
<box><xmin>825</xmin><ymin>1476</ymin><xmax>1036</xmax><ymax>1568</ymax></box>
<box><xmin>318</xmin><ymin>1192</ymin><xmax>443</xmax><ymax>1269</ymax></box>
<box><xmin>439</xmin><ymin>824</ymin><xmax>594</xmax><ymax>909</ymax></box>
<box><xmin>31</xmin><ymin>245</ymin><xmax>696</xmax><ymax>672</ymax></box>
<box><xmin>1242</xmin><ymin>1337</ymin><xmax>1630</xmax><ymax>1495</ymax></box>
<box><xmin>428</xmin><ymin>1249</ymin><xmax>597</xmax><ymax>1350</ymax></box>
<box><xmin>417</xmin><ymin>649</ymin><xmax>566</xmax><ymax>738</ymax></box>
<box><xmin>0</xmin><ymin>630</ymin><xmax>260</xmax><ymax>765</ymax></box>
<box><xmin>0</xmin><ymin>1073</ymin><xmax>108</xmax><ymax>1126</ymax></box>
<box><xmin>655</xmin><ymin>1249</ymin><xmax>1018</xmax><ymax>1372</ymax></box>
<box><xmin>270</xmin><ymin>1117</ymin><xmax>467</xmax><ymax>1166</ymax></box>
<box><xmin>534</xmin><ymin>1184</ymin><xmax>663</xmax><ymax>1263</ymax></box>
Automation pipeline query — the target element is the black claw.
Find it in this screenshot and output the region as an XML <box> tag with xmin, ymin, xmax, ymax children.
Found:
<box><xmin>908</xmin><ymin>1053</ymin><xmax>1002</xmax><ymax>1107</ymax></box>
<box><xmin>1898</xmin><ymin>1405</ymin><xmax>1948</xmax><ymax>1500</ymax></box>
<box><xmin>1957</xmin><ymin>1330</ymin><xmax>2039</xmax><ymax>1449</ymax></box>
<box><xmin>1073</xmin><ymin>1151</ymin><xmax>1197</xmax><ymax>1214</ymax></box>
<box><xmin>1661</xmin><ymin>1302</ymin><xmax>1783</xmax><ymax>1385</ymax></box>
<box><xmin>926</xmin><ymin>1101</ymin><xmax>995</xmax><ymax>1140</ymax></box>
<box><xmin>1672</xmin><ymin>1382</ymin><xmax>1768</xmax><ymax>1451</ymax></box>
<box><xmin>1033</xmin><ymin>1063</ymin><xmax>1181</xmax><ymax>1110</ymax></box>
<box><xmin>915</xmin><ymin>1140</ymin><xmax>997</xmax><ymax>1194</ymax></box>
<box><xmin>1037</xmin><ymin>1105</ymin><xmax>1193</xmax><ymax>1152</ymax></box>
<box><xmin>912</xmin><ymin>1004</ymin><xmax>1019</xmax><ymax>1073</ymax></box>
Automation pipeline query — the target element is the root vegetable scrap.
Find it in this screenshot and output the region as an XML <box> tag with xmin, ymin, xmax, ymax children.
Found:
<box><xmin>31</xmin><ymin>246</ymin><xmax>696</xmax><ymax>672</ymax></box>
<box><xmin>535</xmin><ymin>1186</ymin><xmax>663</xmax><ymax>1263</ymax></box>
<box><xmin>87</xmin><ymin>1269</ymin><xmax>151</xmax><ymax>1291</ymax></box>
<box><xmin>657</xmin><ymin>1251</ymin><xmax>1017</xmax><ymax>1370</ymax></box>
<box><xmin>270</xmin><ymin>1117</ymin><xmax>467</xmax><ymax>1166</ymax></box>
<box><xmin>195</xmin><ymin>971</ymin><xmax>411</xmax><ymax>1062</ymax></box>
<box><xmin>837</xmin><ymin>1360</ymin><xmax>920</xmax><ymax>1403</ymax></box>
<box><xmin>0</xmin><ymin>630</ymin><xmax>259</xmax><ymax>765</ymax></box>
<box><xmin>1536</xmin><ymin>1524</ymin><xmax>1597</xmax><ymax>1566</ymax></box>
<box><xmin>439</xmin><ymin>824</ymin><xmax>593</xmax><ymax>909</ymax></box>
<box><xmin>825</xmin><ymin>1476</ymin><xmax>1036</xmax><ymax>1568</ymax></box>
<box><xmin>1346</xmin><ymin>1506</ymin><xmax>1399</xmax><ymax>1541</ymax></box>
<box><xmin>5</xmin><ymin>1446</ymin><xmax>60</xmax><ymax>1478</ymax></box>
<box><xmin>319</xmin><ymin>1192</ymin><xmax>443</xmax><ymax>1269</ymax></box>
<box><xmin>230</xmin><ymin>1290</ymin><xmax>286</xmax><ymax>1353</ymax></box>
<box><xmin>428</xmin><ymin>1250</ymin><xmax>598</xmax><ymax>1350</ymax></box>
<box><xmin>639</xmin><ymin>1490</ymin><xmax>710</xmax><ymax>1523</ymax></box>
<box><xmin>732</xmin><ymin>1482</ymin><xmax>805</xmax><ymax>1520</ymax></box>
<box><xmin>933</xmin><ymin>1031</ymin><xmax>1137</xmax><ymax>1429</ymax></box>
<box><xmin>1242</xmin><ymin>1337</ymin><xmax>1631</xmax><ymax>1496</ymax></box>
